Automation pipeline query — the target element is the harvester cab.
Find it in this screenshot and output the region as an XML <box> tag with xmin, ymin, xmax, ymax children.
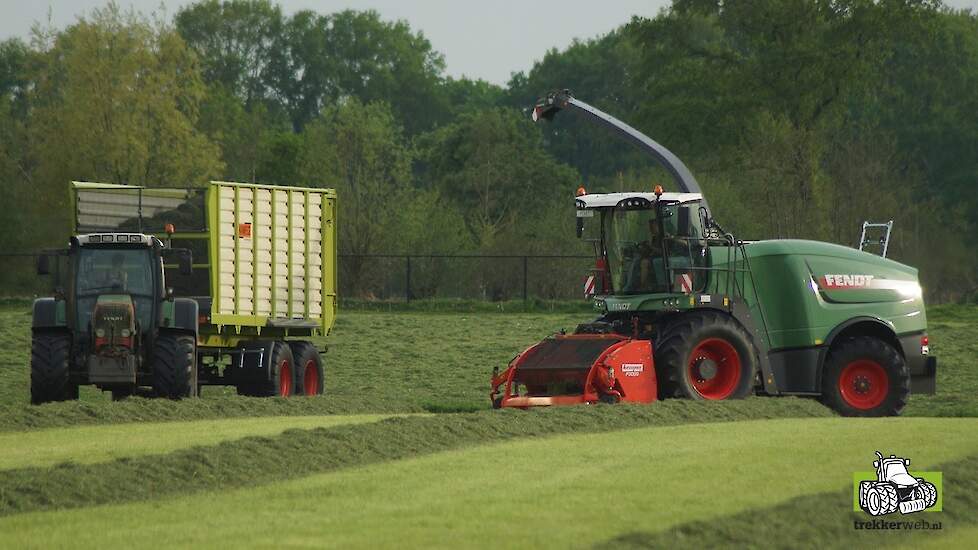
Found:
<box><xmin>491</xmin><ymin>89</ymin><xmax>937</xmax><ymax>416</ymax></box>
<box><xmin>575</xmin><ymin>190</ymin><xmax>713</xmax><ymax>299</ymax></box>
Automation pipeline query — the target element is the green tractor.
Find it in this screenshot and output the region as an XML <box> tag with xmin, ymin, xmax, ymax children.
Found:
<box><xmin>32</xmin><ymin>234</ymin><xmax>198</xmax><ymax>402</ymax></box>
<box><xmin>31</xmin><ymin>181</ymin><xmax>337</xmax><ymax>403</ymax></box>
<box><xmin>490</xmin><ymin>90</ymin><xmax>936</xmax><ymax>416</ymax></box>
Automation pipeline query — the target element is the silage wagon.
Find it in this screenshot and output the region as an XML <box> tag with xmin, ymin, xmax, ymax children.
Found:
<box><xmin>31</xmin><ymin>181</ymin><xmax>337</xmax><ymax>402</ymax></box>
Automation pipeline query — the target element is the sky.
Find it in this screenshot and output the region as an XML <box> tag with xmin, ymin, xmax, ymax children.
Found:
<box><xmin>1</xmin><ymin>0</ymin><xmax>976</xmax><ymax>85</ymax></box>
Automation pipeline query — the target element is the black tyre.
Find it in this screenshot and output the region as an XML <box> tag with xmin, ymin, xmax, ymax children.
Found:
<box><xmin>240</xmin><ymin>341</ymin><xmax>295</xmax><ymax>397</ymax></box>
<box><xmin>863</xmin><ymin>484</ymin><xmax>898</xmax><ymax>516</ymax></box>
<box><xmin>654</xmin><ymin>310</ymin><xmax>758</xmax><ymax>400</ymax></box>
<box><xmin>152</xmin><ymin>332</ymin><xmax>198</xmax><ymax>399</ymax></box>
<box><xmin>916</xmin><ymin>480</ymin><xmax>937</xmax><ymax>507</ymax></box>
<box><xmin>289</xmin><ymin>341</ymin><xmax>324</xmax><ymax>396</ymax></box>
<box><xmin>30</xmin><ymin>332</ymin><xmax>77</xmax><ymax>405</ymax></box>
<box><xmin>111</xmin><ymin>387</ymin><xmax>134</xmax><ymax>401</ymax></box>
<box><xmin>821</xmin><ymin>336</ymin><xmax>909</xmax><ymax>417</ymax></box>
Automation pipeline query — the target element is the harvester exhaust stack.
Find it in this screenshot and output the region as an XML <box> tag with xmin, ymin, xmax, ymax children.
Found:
<box><xmin>491</xmin><ymin>334</ymin><xmax>657</xmax><ymax>408</ymax></box>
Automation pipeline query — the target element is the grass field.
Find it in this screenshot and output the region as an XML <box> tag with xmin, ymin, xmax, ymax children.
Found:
<box><xmin>0</xmin><ymin>303</ymin><xmax>975</xmax><ymax>548</ymax></box>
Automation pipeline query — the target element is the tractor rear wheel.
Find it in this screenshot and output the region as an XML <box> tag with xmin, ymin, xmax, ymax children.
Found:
<box><xmin>30</xmin><ymin>332</ymin><xmax>78</xmax><ymax>405</ymax></box>
<box><xmin>289</xmin><ymin>341</ymin><xmax>324</xmax><ymax>396</ymax></box>
<box><xmin>655</xmin><ymin>311</ymin><xmax>757</xmax><ymax>400</ymax></box>
<box><xmin>821</xmin><ymin>337</ymin><xmax>909</xmax><ymax>417</ymax></box>
<box><xmin>152</xmin><ymin>333</ymin><xmax>198</xmax><ymax>399</ymax></box>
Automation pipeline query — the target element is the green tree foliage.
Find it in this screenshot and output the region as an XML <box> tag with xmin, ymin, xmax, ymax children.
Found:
<box><xmin>266</xmin><ymin>9</ymin><xmax>448</xmax><ymax>133</ymax></box>
<box><xmin>1</xmin><ymin>0</ymin><xmax>976</xmax><ymax>302</ymax></box>
<box><xmin>417</xmin><ymin>108</ymin><xmax>580</xmax><ymax>251</ymax></box>
<box><xmin>622</xmin><ymin>0</ymin><xmax>978</xmax><ymax>297</ymax></box>
<box><xmin>298</xmin><ymin>99</ymin><xmax>413</xmax><ymax>292</ymax></box>
<box><xmin>175</xmin><ymin>0</ymin><xmax>284</xmax><ymax>105</ymax></box>
<box><xmin>26</xmin><ymin>6</ymin><xmax>221</xmax><ymax>246</ymax></box>
<box><xmin>506</xmin><ymin>30</ymin><xmax>645</xmax><ymax>180</ymax></box>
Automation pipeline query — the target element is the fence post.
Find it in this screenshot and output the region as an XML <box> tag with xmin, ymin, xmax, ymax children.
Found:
<box><xmin>522</xmin><ymin>256</ymin><xmax>528</xmax><ymax>304</ymax></box>
<box><xmin>405</xmin><ymin>255</ymin><xmax>412</xmax><ymax>302</ymax></box>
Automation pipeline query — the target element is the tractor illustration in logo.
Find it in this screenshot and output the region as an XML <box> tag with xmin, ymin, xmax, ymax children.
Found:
<box><xmin>858</xmin><ymin>451</ymin><xmax>938</xmax><ymax>516</ymax></box>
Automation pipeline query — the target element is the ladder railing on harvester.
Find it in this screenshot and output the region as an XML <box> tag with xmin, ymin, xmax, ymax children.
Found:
<box><xmin>859</xmin><ymin>220</ymin><xmax>894</xmax><ymax>258</ymax></box>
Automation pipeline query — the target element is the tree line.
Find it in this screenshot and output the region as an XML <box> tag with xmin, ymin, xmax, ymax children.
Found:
<box><xmin>0</xmin><ymin>0</ymin><xmax>975</xmax><ymax>302</ymax></box>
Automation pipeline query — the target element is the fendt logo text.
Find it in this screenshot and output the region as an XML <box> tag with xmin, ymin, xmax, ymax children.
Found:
<box><xmin>821</xmin><ymin>274</ymin><xmax>875</xmax><ymax>289</ymax></box>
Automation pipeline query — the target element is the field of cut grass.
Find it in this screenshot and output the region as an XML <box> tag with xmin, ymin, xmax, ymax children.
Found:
<box><xmin>1</xmin><ymin>304</ymin><xmax>975</xmax><ymax>431</ymax></box>
<box><xmin>0</xmin><ymin>414</ymin><xmax>398</xmax><ymax>470</ymax></box>
<box><xmin>0</xmin><ymin>303</ymin><xmax>975</xmax><ymax>547</ymax></box>
<box><xmin>2</xmin><ymin>417</ymin><xmax>977</xmax><ymax>548</ymax></box>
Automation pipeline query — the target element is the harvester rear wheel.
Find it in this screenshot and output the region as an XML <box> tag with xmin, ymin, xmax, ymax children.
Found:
<box><xmin>152</xmin><ymin>332</ymin><xmax>198</xmax><ymax>399</ymax></box>
<box><xmin>30</xmin><ymin>331</ymin><xmax>77</xmax><ymax>405</ymax></box>
<box><xmin>821</xmin><ymin>337</ymin><xmax>908</xmax><ymax>417</ymax></box>
<box><xmin>655</xmin><ymin>311</ymin><xmax>757</xmax><ymax>400</ymax></box>
<box><xmin>290</xmin><ymin>341</ymin><xmax>324</xmax><ymax>396</ymax></box>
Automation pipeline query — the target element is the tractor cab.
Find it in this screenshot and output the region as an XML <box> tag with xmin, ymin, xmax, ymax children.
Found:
<box><xmin>70</xmin><ymin>235</ymin><xmax>161</xmax><ymax>346</ymax></box>
<box><xmin>577</xmin><ymin>189</ymin><xmax>711</xmax><ymax>298</ymax></box>
<box><xmin>874</xmin><ymin>454</ymin><xmax>917</xmax><ymax>486</ymax></box>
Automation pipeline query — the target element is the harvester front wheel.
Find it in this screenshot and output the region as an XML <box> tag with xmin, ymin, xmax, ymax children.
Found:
<box><xmin>290</xmin><ymin>341</ymin><xmax>324</xmax><ymax>396</ymax></box>
<box><xmin>152</xmin><ymin>332</ymin><xmax>198</xmax><ymax>399</ymax></box>
<box><xmin>30</xmin><ymin>331</ymin><xmax>78</xmax><ymax>405</ymax></box>
<box><xmin>655</xmin><ymin>311</ymin><xmax>757</xmax><ymax>400</ymax></box>
<box><xmin>821</xmin><ymin>337</ymin><xmax>908</xmax><ymax>417</ymax></box>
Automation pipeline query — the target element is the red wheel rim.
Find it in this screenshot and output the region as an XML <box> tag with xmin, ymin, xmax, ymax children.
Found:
<box><xmin>279</xmin><ymin>359</ymin><xmax>292</xmax><ymax>397</ymax></box>
<box><xmin>303</xmin><ymin>359</ymin><xmax>320</xmax><ymax>395</ymax></box>
<box><xmin>839</xmin><ymin>359</ymin><xmax>888</xmax><ymax>410</ymax></box>
<box><xmin>687</xmin><ymin>338</ymin><xmax>741</xmax><ymax>400</ymax></box>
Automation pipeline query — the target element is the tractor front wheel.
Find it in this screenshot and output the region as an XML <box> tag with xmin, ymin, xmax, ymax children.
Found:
<box><xmin>821</xmin><ymin>337</ymin><xmax>909</xmax><ymax>417</ymax></box>
<box><xmin>30</xmin><ymin>331</ymin><xmax>78</xmax><ymax>405</ymax></box>
<box><xmin>152</xmin><ymin>332</ymin><xmax>198</xmax><ymax>399</ymax></box>
<box><xmin>655</xmin><ymin>311</ymin><xmax>757</xmax><ymax>400</ymax></box>
<box><xmin>863</xmin><ymin>484</ymin><xmax>898</xmax><ymax>516</ymax></box>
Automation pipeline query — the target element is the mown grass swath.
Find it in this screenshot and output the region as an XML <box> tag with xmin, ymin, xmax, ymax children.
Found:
<box><xmin>0</xmin><ymin>398</ymin><xmax>831</xmax><ymax>517</ymax></box>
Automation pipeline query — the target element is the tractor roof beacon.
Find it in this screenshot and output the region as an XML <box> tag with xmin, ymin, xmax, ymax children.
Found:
<box><xmin>490</xmin><ymin>90</ymin><xmax>937</xmax><ymax>417</ymax></box>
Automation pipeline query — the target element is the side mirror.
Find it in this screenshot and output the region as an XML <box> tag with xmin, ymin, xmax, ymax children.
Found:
<box><xmin>36</xmin><ymin>255</ymin><xmax>50</xmax><ymax>275</ymax></box>
<box><xmin>178</xmin><ymin>251</ymin><xmax>192</xmax><ymax>276</ymax></box>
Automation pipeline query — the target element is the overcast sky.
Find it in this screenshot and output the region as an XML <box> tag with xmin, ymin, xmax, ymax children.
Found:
<box><xmin>2</xmin><ymin>0</ymin><xmax>976</xmax><ymax>85</ymax></box>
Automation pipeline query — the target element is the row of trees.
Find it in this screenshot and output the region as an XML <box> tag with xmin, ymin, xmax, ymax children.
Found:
<box><xmin>0</xmin><ymin>0</ymin><xmax>975</xmax><ymax>301</ymax></box>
